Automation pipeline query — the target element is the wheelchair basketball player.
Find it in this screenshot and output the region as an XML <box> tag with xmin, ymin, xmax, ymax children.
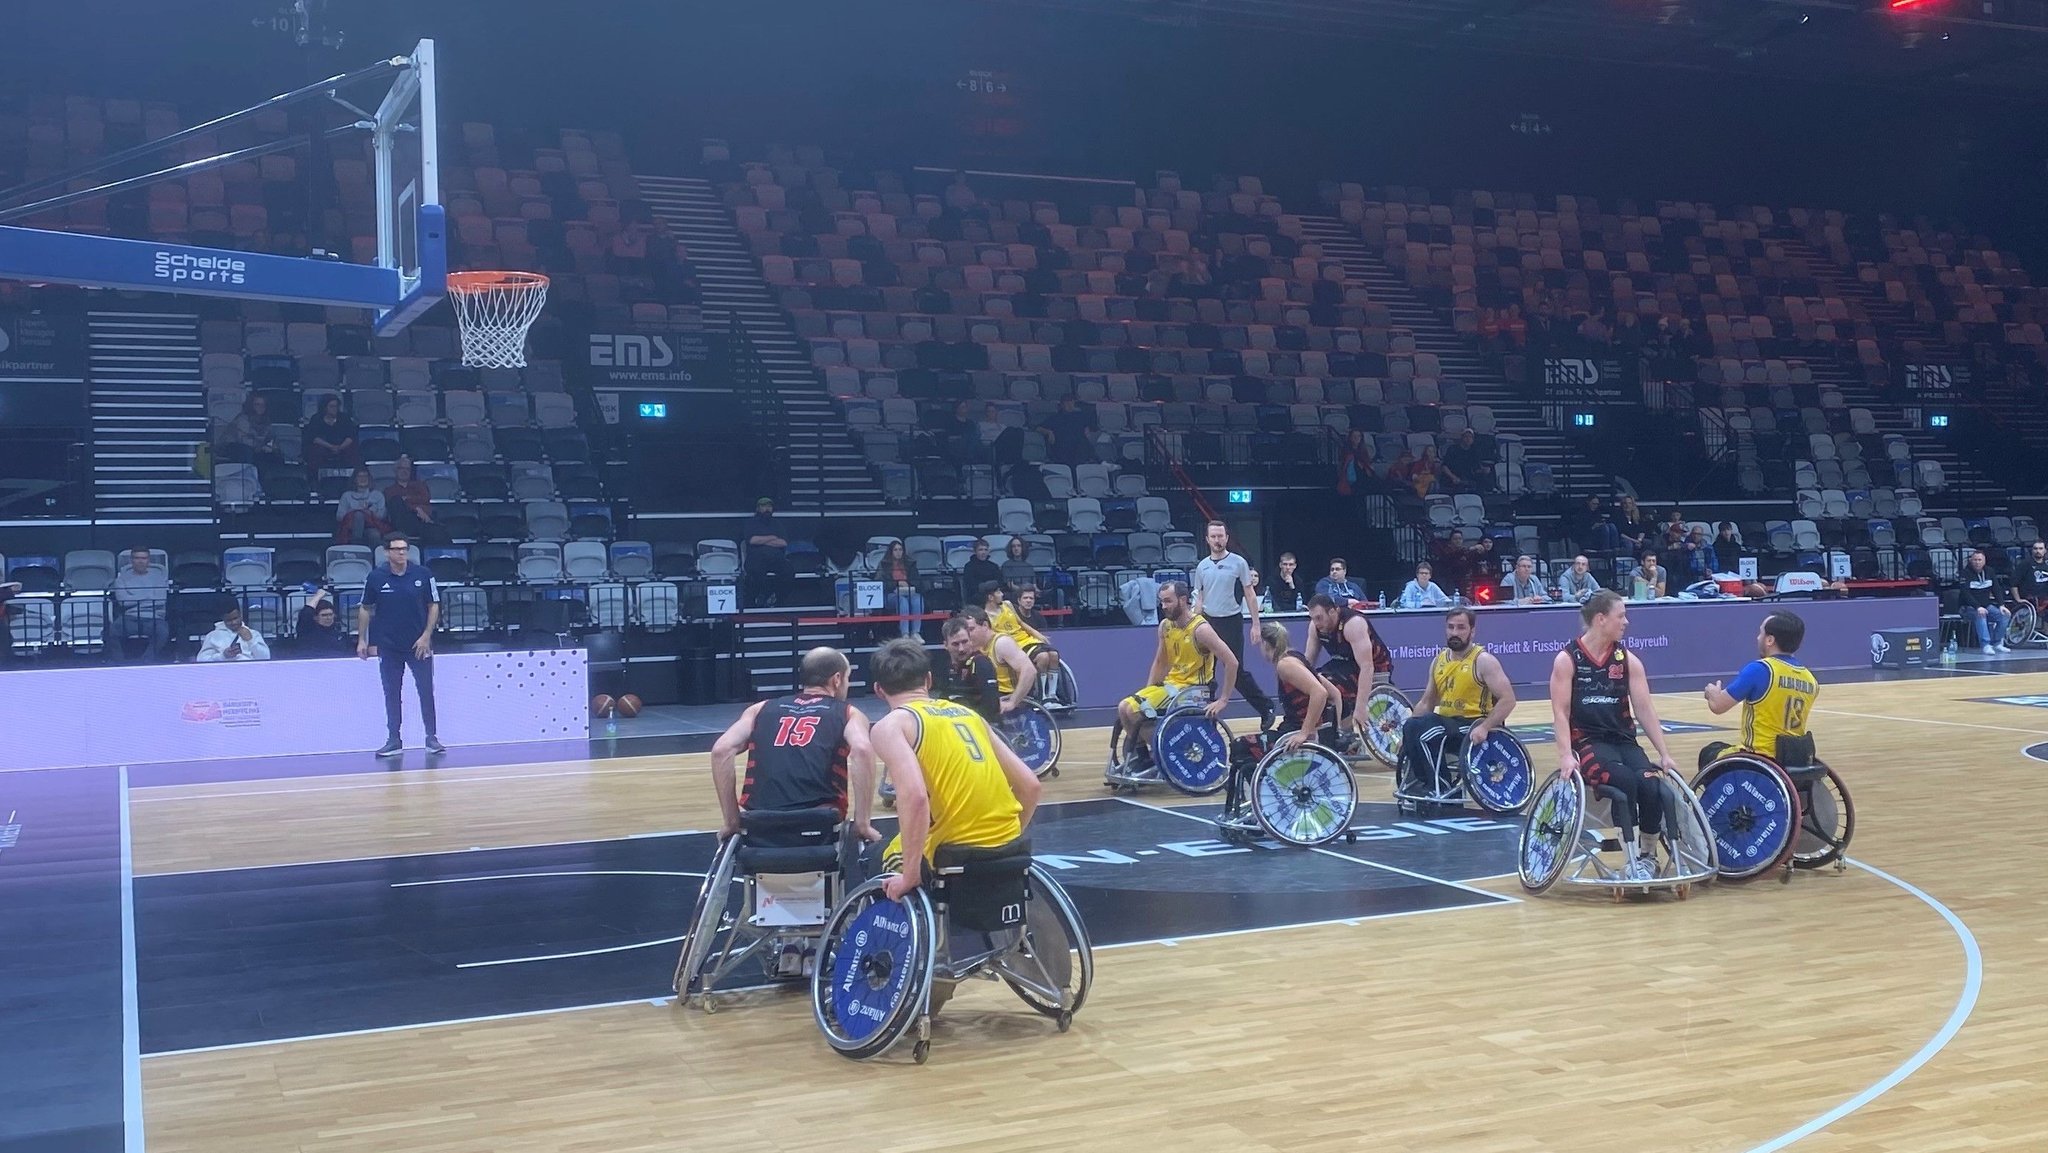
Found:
<box><xmin>1551</xmin><ymin>591</ymin><xmax>1684</xmax><ymax>882</ymax></box>
<box><xmin>1303</xmin><ymin>593</ymin><xmax>1394</xmax><ymax>738</ymax></box>
<box><xmin>1699</xmin><ymin>611</ymin><xmax>1818</xmax><ymax>769</ymax></box>
<box><xmin>708</xmin><ymin>646</ymin><xmax>880</xmax><ymax>844</ymax></box>
<box><xmin>940</xmin><ymin>609</ymin><xmax>1037</xmax><ymax>724</ymax></box>
<box><xmin>1111</xmin><ymin>580</ymin><xmax>1237</xmax><ymax>773</ymax></box>
<box><xmin>1398</xmin><ymin>606</ymin><xmax>1516</xmax><ymax>800</ymax></box>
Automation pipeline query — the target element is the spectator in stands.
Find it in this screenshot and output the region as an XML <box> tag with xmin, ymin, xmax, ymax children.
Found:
<box><xmin>1630</xmin><ymin>551</ymin><xmax>1666</xmax><ymax>599</ymax></box>
<box><xmin>1316</xmin><ymin>558</ymin><xmax>1365</xmax><ymax>604</ymax></box>
<box><xmin>1657</xmin><ymin>519</ymin><xmax>1691</xmax><ymax>580</ymax></box>
<box><xmin>335</xmin><ymin>466</ymin><xmax>390</xmax><ymax>547</ymax></box>
<box><xmin>1268</xmin><ymin>552</ymin><xmax>1305</xmax><ymax>612</ymax></box>
<box><xmin>1500</xmin><ymin>304</ymin><xmax>1527</xmax><ymax>348</ymax></box>
<box><xmin>1612</xmin><ymin>311</ymin><xmax>1646</xmax><ymax>357</ymax></box>
<box><xmin>1684</xmin><ymin>527</ymin><xmax>1712</xmax><ymax>580</ymax></box>
<box><xmin>197</xmin><ymin>605</ymin><xmax>271</xmax><ymax>662</ymax></box>
<box><xmin>1616</xmin><ymin>496</ymin><xmax>1650</xmax><ymax>557</ymax></box>
<box><xmin>1336</xmin><ymin>430</ymin><xmax>1375</xmax><ymax>497</ymax></box>
<box><xmin>938</xmin><ymin>400</ymin><xmax>979</xmax><ymax>464</ymax></box>
<box><xmin>1001</xmin><ymin>537</ymin><xmax>1037</xmax><ymax>594</ymax></box>
<box><xmin>1441</xmin><ymin>427</ymin><xmax>1489</xmax><ymax>494</ymax></box>
<box><xmin>218</xmin><ymin>394</ymin><xmax>281</xmax><ymax>464</ymax></box>
<box><xmin>1558</xmin><ymin>555</ymin><xmax>1602</xmax><ymax>604</ymax></box>
<box><xmin>880</xmin><ymin>539</ymin><xmax>924</xmax><ymax>639</ymax></box>
<box><xmin>293</xmin><ymin>588</ymin><xmax>351</xmax><ymax>657</ymax></box>
<box><xmin>1577</xmin><ymin>309</ymin><xmax>1611</xmax><ymax>346</ymax></box>
<box><xmin>1409</xmin><ymin>446</ymin><xmax>1442</xmax><ymax>498</ymax></box>
<box><xmin>1039</xmin><ymin>395</ymin><xmax>1096</xmax><ymax>466</ymax></box>
<box><xmin>1960</xmin><ymin>549</ymin><xmax>2013</xmax><ymax>655</ymax></box>
<box><xmin>1385</xmin><ymin>447</ymin><xmax>1416</xmax><ymax>488</ymax></box>
<box><xmin>302</xmin><ymin>395</ymin><xmax>359</xmax><ymax>470</ymax></box>
<box><xmin>110</xmin><ymin>547</ymin><xmax>170</xmax><ymax>661</ymax></box>
<box><xmin>1574</xmin><ymin>496</ymin><xmax>1619</xmax><ymax>553</ymax></box>
<box><xmin>1707</xmin><ymin>522</ymin><xmax>1743</xmax><ymax>573</ymax></box>
<box><xmin>1433</xmin><ymin>529</ymin><xmax>1475</xmax><ymax>593</ymax></box>
<box><xmin>383</xmin><ymin>455</ymin><xmax>437</xmax><ymax>542</ymax></box>
<box><xmin>1397</xmin><ymin>562</ymin><xmax>1452</xmax><ymax>609</ymax></box>
<box><xmin>744</xmin><ymin>496</ymin><xmax>790</xmax><ymax>608</ymax></box>
<box><xmin>1505</xmin><ymin>555</ymin><xmax>1550</xmax><ymax>604</ymax></box>
<box><xmin>1472</xmin><ymin>535</ymin><xmax>1499</xmax><ymax>585</ymax></box>
<box><xmin>960</xmin><ymin>537</ymin><xmax>1002</xmax><ymax>603</ymax></box>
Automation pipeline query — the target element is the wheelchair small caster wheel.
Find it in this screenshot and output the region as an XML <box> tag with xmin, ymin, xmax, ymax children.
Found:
<box><xmin>1780</xmin><ymin>866</ymin><xmax>1794</xmax><ymax>885</ymax></box>
<box><xmin>1675</xmin><ymin>883</ymin><xmax>1692</xmax><ymax>901</ymax></box>
<box><xmin>1056</xmin><ymin>1010</ymin><xmax>1073</xmax><ymax>1033</ymax></box>
<box><xmin>912</xmin><ymin>1039</ymin><xmax>930</xmax><ymax>1065</ymax></box>
<box><xmin>1343</xmin><ymin>830</ymin><xmax>1357</xmax><ymax>844</ymax></box>
<box><xmin>1048</xmin><ymin>767</ymin><xmax>1061</xmax><ymax>779</ymax></box>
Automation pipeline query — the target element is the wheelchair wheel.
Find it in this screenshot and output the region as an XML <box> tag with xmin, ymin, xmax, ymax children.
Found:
<box><xmin>1152</xmin><ymin>706</ymin><xmax>1233</xmax><ymax>796</ymax></box>
<box><xmin>1461</xmin><ymin>730</ymin><xmax>1535</xmax><ymax>814</ymax></box>
<box><xmin>997</xmin><ymin>700</ymin><xmax>1062</xmax><ymax>779</ymax></box>
<box><xmin>1359</xmin><ymin>685</ymin><xmax>1412</xmax><ymax>769</ymax></box>
<box><xmin>812</xmin><ymin>878</ymin><xmax>937</xmax><ymax>1060</ymax></box>
<box><xmin>673</xmin><ymin>835</ymin><xmax>740</xmax><ymax>999</ymax></box>
<box><xmin>2013</xmin><ymin>602</ymin><xmax>2038</xmax><ymax>645</ymax></box>
<box><xmin>1791</xmin><ymin>763</ymin><xmax>1854</xmax><ymax>870</ymax></box>
<box><xmin>1692</xmin><ymin>753</ymin><xmax>1800</xmax><ymax>881</ymax></box>
<box><xmin>1251</xmin><ymin>742</ymin><xmax>1356</xmax><ymax>846</ymax></box>
<box><xmin>1518</xmin><ymin>771</ymin><xmax>1584</xmax><ymax>894</ymax></box>
<box><xmin>1656</xmin><ymin>768</ymin><xmax>1720</xmax><ymax>881</ymax></box>
<box><xmin>1046</xmin><ymin>658</ymin><xmax>1080</xmax><ymax>709</ymax></box>
<box><xmin>997</xmin><ymin>865</ymin><xmax>1094</xmax><ymax>1024</ymax></box>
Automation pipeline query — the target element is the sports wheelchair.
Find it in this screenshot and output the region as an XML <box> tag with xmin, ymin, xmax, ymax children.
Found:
<box><xmin>811</xmin><ymin>837</ymin><xmax>1093</xmax><ymax>1064</ymax></box>
<box><xmin>1351</xmin><ymin>683</ymin><xmax>1413</xmax><ymax>770</ymax></box>
<box><xmin>1105</xmin><ymin>685</ymin><xmax>1234</xmax><ymax>795</ymax></box>
<box><xmin>996</xmin><ymin>698</ymin><xmax>1063</xmax><ymax>779</ymax></box>
<box><xmin>1391</xmin><ymin>720</ymin><xmax>1535</xmax><ymax>816</ymax></box>
<box><xmin>1517</xmin><ymin>764</ymin><xmax>1718</xmax><ymax>899</ymax></box>
<box><xmin>2010</xmin><ymin>599</ymin><xmax>2048</xmax><ymax>646</ymax></box>
<box><xmin>674</xmin><ymin>806</ymin><xmax>858</xmax><ymax>1009</ymax></box>
<box><xmin>1691</xmin><ymin>735</ymin><xmax>1854</xmax><ymax>882</ymax></box>
<box><xmin>1034</xmin><ymin>657</ymin><xmax>1081</xmax><ymax>712</ymax></box>
<box><xmin>1213</xmin><ymin>729</ymin><xmax>1359</xmax><ymax>847</ymax></box>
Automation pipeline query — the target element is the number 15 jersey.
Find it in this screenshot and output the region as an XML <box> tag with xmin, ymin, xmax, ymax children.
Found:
<box><xmin>742</xmin><ymin>691</ymin><xmax>853</xmax><ymax>816</ymax></box>
<box><xmin>884</xmin><ymin>697</ymin><xmax>1023</xmax><ymax>866</ymax></box>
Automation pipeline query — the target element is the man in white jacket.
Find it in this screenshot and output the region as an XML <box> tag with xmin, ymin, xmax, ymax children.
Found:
<box><xmin>197</xmin><ymin>605</ymin><xmax>271</xmax><ymax>662</ymax></box>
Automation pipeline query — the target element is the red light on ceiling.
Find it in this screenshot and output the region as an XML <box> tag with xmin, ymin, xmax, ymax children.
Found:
<box><xmin>1890</xmin><ymin>0</ymin><xmax>1934</xmax><ymax>8</ymax></box>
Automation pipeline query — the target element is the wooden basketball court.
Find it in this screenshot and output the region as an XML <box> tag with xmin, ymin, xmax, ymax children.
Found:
<box><xmin>129</xmin><ymin>670</ymin><xmax>2048</xmax><ymax>1152</ymax></box>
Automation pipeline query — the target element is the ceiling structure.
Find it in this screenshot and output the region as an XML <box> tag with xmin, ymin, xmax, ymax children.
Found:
<box><xmin>1006</xmin><ymin>0</ymin><xmax>2048</xmax><ymax>94</ymax></box>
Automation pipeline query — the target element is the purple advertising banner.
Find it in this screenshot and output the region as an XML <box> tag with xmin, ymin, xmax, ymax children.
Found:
<box><xmin>0</xmin><ymin>650</ymin><xmax>590</xmax><ymax>772</ymax></box>
<box><xmin>1053</xmin><ymin>596</ymin><xmax>1937</xmax><ymax>707</ymax></box>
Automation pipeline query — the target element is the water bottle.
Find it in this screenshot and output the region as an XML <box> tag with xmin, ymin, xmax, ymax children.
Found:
<box><xmin>1942</xmin><ymin>635</ymin><xmax>1957</xmax><ymax>665</ymax></box>
<box><xmin>606</xmin><ymin>714</ymin><xmax>618</xmax><ymax>737</ymax></box>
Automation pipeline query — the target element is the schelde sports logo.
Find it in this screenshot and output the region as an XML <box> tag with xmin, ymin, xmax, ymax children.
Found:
<box><xmin>154</xmin><ymin>250</ymin><xmax>248</xmax><ymax>286</ymax></box>
<box><xmin>181</xmin><ymin>700</ymin><xmax>223</xmax><ymax>722</ymax></box>
<box><xmin>1870</xmin><ymin>633</ymin><xmax>1890</xmax><ymax>663</ymax></box>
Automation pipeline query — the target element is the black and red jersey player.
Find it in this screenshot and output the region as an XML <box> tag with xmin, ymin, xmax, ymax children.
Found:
<box><xmin>1547</xmin><ymin>590</ymin><xmax>1682</xmax><ymax>882</ymax></box>
<box><xmin>709</xmin><ymin>646</ymin><xmax>880</xmax><ymax>844</ymax></box>
<box><xmin>1303</xmin><ymin>593</ymin><xmax>1394</xmax><ymax>732</ymax></box>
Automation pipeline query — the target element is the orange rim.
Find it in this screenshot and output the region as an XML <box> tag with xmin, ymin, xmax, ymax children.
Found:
<box><xmin>446</xmin><ymin>270</ymin><xmax>549</xmax><ymax>295</ymax></box>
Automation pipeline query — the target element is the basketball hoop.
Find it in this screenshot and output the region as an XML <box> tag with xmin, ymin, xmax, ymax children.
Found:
<box><xmin>445</xmin><ymin>270</ymin><xmax>549</xmax><ymax>369</ymax></box>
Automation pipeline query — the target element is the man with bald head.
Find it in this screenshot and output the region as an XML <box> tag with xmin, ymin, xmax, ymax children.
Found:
<box><xmin>710</xmin><ymin>646</ymin><xmax>879</xmax><ymax>843</ymax></box>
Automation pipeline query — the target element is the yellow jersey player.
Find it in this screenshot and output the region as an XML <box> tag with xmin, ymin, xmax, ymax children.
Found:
<box><xmin>1111</xmin><ymin>579</ymin><xmax>1237</xmax><ymax>773</ymax></box>
<box><xmin>1399</xmin><ymin>607</ymin><xmax>1516</xmax><ymax>797</ymax></box>
<box><xmin>866</xmin><ymin>638</ymin><xmax>1042</xmax><ymax>901</ymax></box>
<box><xmin>1700</xmin><ymin>612</ymin><xmax>1818</xmax><ymax>768</ymax></box>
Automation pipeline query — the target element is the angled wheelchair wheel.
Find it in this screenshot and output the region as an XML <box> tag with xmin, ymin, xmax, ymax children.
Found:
<box><xmin>812</xmin><ymin>879</ymin><xmax>936</xmax><ymax>1060</ymax></box>
<box><xmin>1791</xmin><ymin>762</ymin><xmax>1855</xmax><ymax>870</ymax></box>
<box><xmin>997</xmin><ymin>865</ymin><xmax>1094</xmax><ymax>1024</ymax></box>
<box><xmin>1518</xmin><ymin>771</ymin><xmax>1585</xmax><ymax>894</ymax></box>
<box><xmin>673</xmin><ymin>835</ymin><xmax>740</xmax><ymax>998</ymax></box>
<box><xmin>997</xmin><ymin>700</ymin><xmax>1062</xmax><ymax>779</ymax></box>
<box><xmin>2013</xmin><ymin>602</ymin><xmax>2038</xmax><ymax>645</ymax></box>
<box><xmin>1656</xmin><ymin>767</ymin><xmax>1720</xmax><ymax>881</ymax></box>
<box><xmin>1359</xmin><ymin>685</ymin><xmax>1412</xmax><ymax>769</ymax></box>
<box><xmin>1050</xmin><ymin>658</ymin><xmax>1080</xmax><ymax>708</ymax></box>
<box><xmin>1252</xmin><ymin>742</ymin><xmax>1357</xmax><ymax>846</ymax></box>
<box><xmin>1692</xmin><ymin>753</ymin><xmax>1800</xmax><ymax>881</ymax></box>
<box><xmin>1462</xmin><ymin>730</ymin><xmax>1535</xmax><ymax>814</ymax></box>
<box><xmin>1152</xmin><ymin>706</ymin><xmax>1233</xmax><ymax>796</ymax></box>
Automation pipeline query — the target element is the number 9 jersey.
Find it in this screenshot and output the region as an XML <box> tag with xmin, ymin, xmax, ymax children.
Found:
<box><xmin>884</xmin><ymin>697</ymin><xmax>1024</xmax><ymax>866</ymax></box>
<box><xmin>1726</xmin><ymin>654</ymin><xmax>1819</xmax><ymax>756</ymax></box>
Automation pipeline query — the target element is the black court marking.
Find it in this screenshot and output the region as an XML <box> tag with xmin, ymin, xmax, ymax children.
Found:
<box><xmin>1967</xmin><ymin>695</ymin><xmax>2048</xmax><ymax>710</ymax></box>
<box><xmin>2023</xmin><ymin>743</ymin><xmax>2048</xmax><ymax>764</ymax></box>
<box><xmin>1508</xmin><ymin>719</ymin><xmax>1726</xmax><ymax>744</ymax></box>
<box><xmin>135</xmin><ymin>799</ymin><xmax>1497</xmax><ymax>1053</ymax></box>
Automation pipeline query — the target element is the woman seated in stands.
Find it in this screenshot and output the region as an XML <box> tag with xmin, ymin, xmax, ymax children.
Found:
<box><xmin>302</xmin><ymin>395</ymin><xmax>359</xmax><ymax>470</ymax></box>
<box><xmin>217</xmin><ymin>394</ymin><xmax>282</xmax><ymax>464</ymax></box>
<box><xmin>336</xmin><ymin>466</ymin><xmax>390</xmax><ymax>547</ymax></box>
<box><xmin>382</xmin><ymin>455</ymin><xmax>439</xmax><ymax>543</ymax></box>
<box><xmin>1410</xmin><ymin>445</ymin><xmax>1442</xmax><ymax>498</ymax></box>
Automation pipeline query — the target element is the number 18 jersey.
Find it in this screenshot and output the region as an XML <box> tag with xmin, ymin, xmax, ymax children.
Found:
<box><xmin>884</xmin><ymin>697</ymin><xmax>1023</xmax><ymax>866</ymax></box>
<box><xmin>742</xmin><ymin>691</ymin><xmax>853</xmax><ymax>816</ymax></box>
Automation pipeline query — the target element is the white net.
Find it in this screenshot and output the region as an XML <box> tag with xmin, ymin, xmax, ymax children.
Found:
<box><xmin>446</xmin><ymin>272</ymin><xmax>549</xmax><ymax>368</ymax></box>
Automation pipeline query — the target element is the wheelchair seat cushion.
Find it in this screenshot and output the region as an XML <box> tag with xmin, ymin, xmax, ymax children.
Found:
<box><xmin>933</xmin><ymin>836</ymin><xmax>1035</xmax><ymax>933</ymax></box>
<box><xmin>739</xmin><ymin>805</ymin><xmax>843</xmax><ymax>846</ymax></box>
<box><xmin>737</xmin><ymin>843</ymin><xmax>843</xmax><ymax>876</ymax></box>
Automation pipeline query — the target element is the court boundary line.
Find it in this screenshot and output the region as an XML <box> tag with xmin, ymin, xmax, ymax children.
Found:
<box><xmin>1741</xmin><ymin>857</ymin><xmax>1981</xmax><ymax>1152</ymax></box>
<box><xmin>1812</xmin><ymin>706</ymin><xmax>2048</xmax><ymax>736</ymax></box>
<box><xmin>127</xmin><ymin>762</ymin><xmax>690</xmax><ymax>803</ymax></box>
<box><xmin>1113</xmin><ymin>795</ymin><xmax>1519</xmax><ymax>904</ymax></box>
<box><xmin>119</xmin><ymin>767</ymin><xmax>144</xmax><ymax>1153</ymax></box>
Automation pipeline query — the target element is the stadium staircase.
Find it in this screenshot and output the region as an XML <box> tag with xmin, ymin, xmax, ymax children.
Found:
<box><xmin>87</xmin><ymin>310</ymin><xmax>212</xmax><ymax>524</ymax></box>
<box><xmin>1294</xmin><ymin>215</ymin><xmax>1603</xmax><ymax>499</ymax></box>
<box><xmin>634</xmin><ymin>174</ymin><xmax>889</xmax><ymax>514</ymax></box>
<box><xmin>1776</xmin><ymin>235</ymin><xmax>2009</xmax><ymax>509</ymax></box>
